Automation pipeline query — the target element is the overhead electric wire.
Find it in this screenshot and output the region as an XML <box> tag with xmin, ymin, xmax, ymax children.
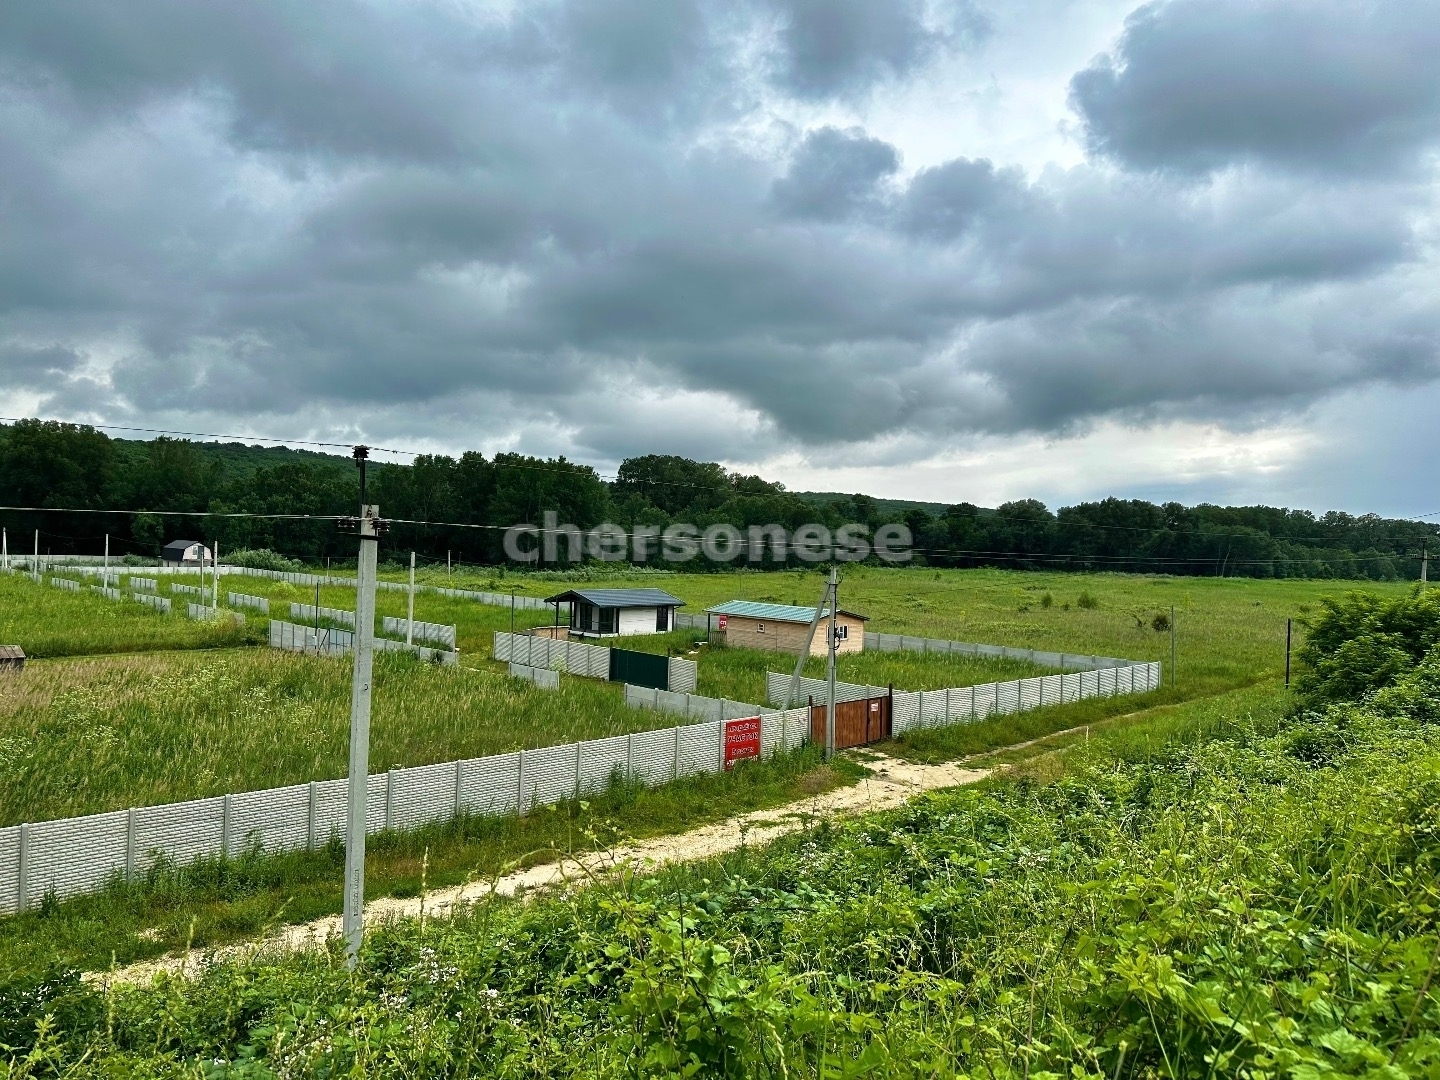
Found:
<box><xmin>3</xmin><ymin>414</ymin><xmax>1439</xmax><ymax>543</ymax></box>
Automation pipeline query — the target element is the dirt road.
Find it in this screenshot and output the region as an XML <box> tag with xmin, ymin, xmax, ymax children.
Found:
<box><xmin>104</xmin><ymin>753</ymin><xmax>989</xmax><ymax>985</ymax></box>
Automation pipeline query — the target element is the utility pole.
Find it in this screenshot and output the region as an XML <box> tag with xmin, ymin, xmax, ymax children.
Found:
<box><xmin>1285</xmin><ymin>619</ymin><xmax>1292</xmax><ymax>688</ymax></box>
<box><xmin>447</xmin><ymin>549</ymin><xmax>451</xmax><ymax>579</ymax></box>
<box><xmin>34</xmin><ymin>529</ymin><xmax>38</xmax><ymax>571</ymax></box>
<box><xmin>104</xmin><ymin>533</ymin><xmax>109</xmax><ymax>579</ymax></box>
<box><xmin>825</xmin><ymin>566</ymin><xmax>839</xmax><ymax>761</ymax></box>
<box><xmin>783</xmin><ymin>574</ymin><xmax>834</xmax><ymax>708</ymax></box>
<box><xmin>406</xmin><ymin>551</ymin><xmax>416</xmax><ymax>645</ymax></box>
<box><xmin>212</xmin><ymin>540</ymin><xmax>220</xmax><ymax>609</ymax></box>
<box><xmin>510</xmin><ymin>591</ymin><xmax>516</xmax><ymax>635</ymax></box>
<box><xmin>2</xmin><ymin>528</ymin><xmax>7</xmax><ymax>570</ymax></box>
<box><xmin>1422</xmin><ymin>542</ymin><xmax>1429</xmax><ymax>590</ymax></box>
<box><xmin>1169</xmin><ymin>605</ymin><xmax>1176</xmax><ymax>689</ymax></box>
<box><xmin>343</xmin><ymin>446</ymin><xmax>380</xmax><ymax>968</ymax></box>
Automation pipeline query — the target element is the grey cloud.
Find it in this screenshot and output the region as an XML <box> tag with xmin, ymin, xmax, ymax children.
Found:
<box><xmin>1</xmin><ymin>0</ymin><xmax>1437</xmax><ymax>478</ymax></box>
<box><xmin>1070</xmin><ymin>0</ymin><xmax>1440</xmax><ymax>174</ymax></box>
<box><xmin>765</xmin><ymin>0</ymin><xmax>989</xmax><ymax>99</ymax></box>
<box><xmin>771</xmin><ymin>126</ymin><xmax>900</xmax><ymax>220</ymax></box>
<box><xmin>0</xmin><ymin>344</ymin><xmax>82</xmax><ymax>388</ymax></box>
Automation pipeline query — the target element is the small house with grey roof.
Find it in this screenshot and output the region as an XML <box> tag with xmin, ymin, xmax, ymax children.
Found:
<box><xmin>706</xmin><ymin>600</ymin><xmax>868</xmax><ymax>655</ymax></box>
<box><xmin>544</xmin><ymin>587</ymin><xmax>686</xmax><ymax>638</ymax></box>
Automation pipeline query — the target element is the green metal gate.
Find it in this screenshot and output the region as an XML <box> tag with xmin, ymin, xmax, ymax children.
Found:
<box><xmin>609</xmin><ymin>648</ymin><xmax>669</xmax><ymax>690</ymax></box>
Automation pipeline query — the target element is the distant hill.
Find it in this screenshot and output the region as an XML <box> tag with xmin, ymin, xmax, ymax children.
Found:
<box><xmin>111</xmin><ymin>437</ymin><xmax>356</xmax><ymax>478</ymax></box>
<box><xmin>794</xmin><ymin>491</ymin><xmax>967</xmax><ymax>518</ymax></box>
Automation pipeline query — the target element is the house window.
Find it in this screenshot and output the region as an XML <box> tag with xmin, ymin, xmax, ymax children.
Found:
<box><xmin>599</xmin><ymin>607</ymin><xmax>617</xmax><ymax>634</ymax></box>
<box><xmin>835</xmin><ymin>625</ymin><xmax>848</xmax><ymax>640</ymax></box>
<box><xmin>757</xmin><ymin>622</ymin><xmax>765</xmax><ymax>633</ymax></box>
<box><xmin>656</xmin><ymin>607</ymin><xmax>669</xmax><ymax>631</ymax></box>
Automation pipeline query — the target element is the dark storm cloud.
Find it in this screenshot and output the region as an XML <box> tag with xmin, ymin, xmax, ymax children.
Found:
<box><xmin>0</xmin><ymin>0</ymin><xmax>1437</xmax><ymax>468</ymax></box>
<box><xmin>1070</xmin><ymin>0</ymin><xmax>1440</xmax><ymax>174</ymax></box>
<box><xmin>771</xmin><ymin>126</ymin><xmax>900</xmax><ymax>220</ymax></box>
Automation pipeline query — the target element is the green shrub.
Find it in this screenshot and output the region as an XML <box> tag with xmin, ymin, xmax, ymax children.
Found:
<box><xmin>1076</xmin><ymin>590</ymin><xmax>1098</xmax><ymax>609</ymax></box>
<box><xmin>223</xmin><ymin>547</ymin><xmax>306</xmax><ymax>572</ymax></box>
<box><xmin>1297</xmin><ymin>589</ymin><xmax>1440</xmax><ymax>705</ymax></box>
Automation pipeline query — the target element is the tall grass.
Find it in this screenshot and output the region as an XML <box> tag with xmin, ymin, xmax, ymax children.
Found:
<box><xmin>0</xmin><ymin>649</ymin><xmax>674</xmax><ymax>825</ymax></box>
<box><xmin>11</xmin><ymin>683</ymin><xmax>1438</xmax><ymax>1075</ymax></box>
<box><xmin>0</xmin><ymin>572</ymin><xmax>251</xmax><ymax>658</ymax></box>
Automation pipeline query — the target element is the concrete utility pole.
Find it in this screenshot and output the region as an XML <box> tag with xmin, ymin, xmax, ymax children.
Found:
<box><xmin>1422</xmin><ymin>542</ymin><xmax>1429</xmax><ymax>590</ymax></box>
<box><xmin>104</xmin><ymin>534</ymin><xmax>109</xmax><ymax>578</ymax></box>
<box><xmin>825</xmin><ymin>566</ymin><xmax>839</xmax><ymax>761</ymax></box>
<box><xmin>343</xmin><ymin>446</ymin><xmax>380</xmax><ymax>968</ymax></box>
<box><xmin>212</xmin><ymin>541</ymin><xmax>220</xmax><ymax>609</ymax></box>
<box><xmin>1285</xmin><ymin>619</ymin><xmax>1292</xmax><ymax>688</ymax></box>
<box><xmin>3</xmin><ymin>528</ymin><xmax>7</xmax><ymax>570</ymax></box>
<box><xmin>406</xmin><ymin>551</ymin><xmax>416</xmax><ymax>645</ymax></box>
<box><xmin>784</xmin><ymin>575</ymin><xmax>834</xmax><ymax>708</ymax></box>
<box><xmin>34</xmin><ymin>529</ymin><xmax>39</xmax><ymax>571</ymax></box>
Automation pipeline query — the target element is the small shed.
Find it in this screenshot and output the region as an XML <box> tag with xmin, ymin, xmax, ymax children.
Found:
<box><xmin>706</xmin><ymin>600</ymin><xmax>868</xmax><ymax>655</ymax></box>
<box><xmin>161</xmin><ymin>540</ymin><xmax>212</xmax><ymax>567</ymax></box>
<box><xmin>544</xmin><ymin>588</ymin><xmax>685</xmax><ymax>638</ymax></box>
<box><xmin>0</xmin><ymin>645</ymin><xmax>24</xmax><ymax>672</ymax></box>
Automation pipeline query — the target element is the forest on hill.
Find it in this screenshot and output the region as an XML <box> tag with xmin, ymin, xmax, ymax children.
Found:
<box><xmin>0</xmin><ymin>418</ymin><xmax>1432</xmax><ymax>579</ymax></box>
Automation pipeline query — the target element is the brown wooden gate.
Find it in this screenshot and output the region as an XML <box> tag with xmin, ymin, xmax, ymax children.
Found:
<box><xmin>810</xmin><ymin>693</ymin><xmax>892</xmax><ymax>749</ymax></box>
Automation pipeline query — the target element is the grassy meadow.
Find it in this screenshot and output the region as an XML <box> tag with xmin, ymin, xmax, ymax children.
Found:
<box><xmin>0</xmin><ymin>648</ymin><xmax>676</xmax><ymax>825</ymax></box>
<box><xmin>422</xmin><ymin>563</ymin><xmax>1418</xmax><ymax>695</ymax></box>
<box><xmin>0</xmin><ymin>570</ymin><xmax>252</xmax><ymax>657</ymax></box>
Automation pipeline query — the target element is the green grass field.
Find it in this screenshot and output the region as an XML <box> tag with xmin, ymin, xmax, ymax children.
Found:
<box><xmin>0</xmin><ymin>571</ymin><xmax>252</xmax><ymax>657</ymax></box>
<box><xmin>0</xmin><ymin>648</ymin><xmax>675</xmax><ymax>825</ymax></box>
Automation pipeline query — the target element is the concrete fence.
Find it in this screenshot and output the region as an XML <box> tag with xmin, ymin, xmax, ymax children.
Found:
<box><xmin>267</xmin><ymin>620</ymin><xmax>458</xmax><ymax>665</ymax></box>
<box><xmin>766</xmin><ymin>662</ymin><xmax>1162</xmax><ymax>733</ymax></box>
<box><xmin>47</xmin><ymin>578</ymin><xmax>80</xmax><ymax>593</ymax></box>
<box><xmin>228</xmin><ymin>592</ymin><xmax>270</xmax><ymax>614</ymax></box>
<box><xmin>624</xmin><ymin>684</ymin><xmax>774</xmax><ymax>724</ymax></box>
<box><xmin>188</xmin><ymin>604</ymin><xmax>243</xmax><ymax>625</ymax></box>
<box><xmin>381</xmin><ymin>616</ymin><xmax>457</xmax><ymax>650</ymax></box>
<box><xmin>171</xmin><ymin>583</ymin><xmax>206</xmax><ymax>598</ymax></box>
<box><xmin>131</xmin><ymin>577</ymin><xmax>158</xmax><ymax>592</ymax></box>
<box><xmin>863</xmin><ymin>631</ymin><xmax>1134</xmax><ymax>671</ymax></box>
<box><xmin>90</xmin><ymin>585</ymin><xmax>121</xmax><ymax>601</ymax></box>
<box><xmin>492</xmin><ymin>631</ymin><xmax>698</xmax><ymax>691</ymax></box>
<box><xmin>289</xmin><ymin>603</ymin><xmax>355</xmax><ymax>628</ymax></box>
<box><xmin>0</xmin><ymin>707</ymin><xmax>810</xmax><ymax>914</ymax></box>
<box><xmin>133</xmin><ymin>593</ymin><xmax>172</xmax><ymax>614</ymax></box>
<box><xmin>508</xmin><ymin>662</ymin><xmax>560</xmax><ymax>689</ymax></box>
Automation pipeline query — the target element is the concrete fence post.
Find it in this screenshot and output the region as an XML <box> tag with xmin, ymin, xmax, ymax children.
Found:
<box><xmin>454</xmin><ymin>760</ymin><xmax>463</xmax><ymax>818</ymax></box>
<box><xmin>575</xmin><ymin>741</ymin><xmax>584</xmax><ymax>798</ymax></box>
<box><xmin>17</xmin><ymin>823</ymin><xmax>29</xmax><ymax>913</ymax></box>
<box><xmin>384</xmin><ymin>773</ymin><xmax>393</xmax><ymax>831</ymax></box>
<box><xmin>673</xmin><ymin>725</ymin><xmax>681</xmax><ymax>781</ymax></box>
<box><xmin>517</xmin><ymin>750</ymin><xmax>527</xmax><ymax>815</ymax></box>
<box><xmin>221</xmin><ymin>795</ymin><xmax>233</xmax><ymax>858</ymax></box>
<box><xmin>125</xmin><ymin>808</ymin><xmax>136</xmax><ymax>883</ymax></box>
<box><xmin>307</xmin><ymin>782</ymin><xmax>317</xmax><ymax>850</ymax></box>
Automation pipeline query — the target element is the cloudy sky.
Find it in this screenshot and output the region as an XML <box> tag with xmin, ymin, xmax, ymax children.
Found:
<box><xmin>2</xmin><ymin>0</ymin><xmax>1438</xmax><ymax>514</ymax></box>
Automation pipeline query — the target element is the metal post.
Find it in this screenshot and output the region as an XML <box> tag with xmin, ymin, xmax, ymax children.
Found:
<box><xmin>825</xmin><ymin>567</ymin><xmax>838</xmax><ymax>760</ymax></box>
<box><xmin>2</xmin><ymin>528</ymin><xmax>7</xmax><ymax>570</ymax></box>
<box><xmin>212</xmin><ymin>540</ymin><xmax>220</xmax><ymax>609</ymax></box>
<box><xmin>104</xmin><ymin>533</ymin><xmax>109</xmax><ymax>578</ymax></box>
<box><xmin>447</xmin><ymin>549</ymin><xmax>451</xmax><ymax>579</ymax></box>
<box><xmin>407</xmin><ymin>551</ymin><xmax>416</xmax><ymax>645</ymax></box>
<box><xmin>510</xmin><ymin>591</ymin><xmax>515</xmax><ymax>635</ymax></box>
<box><xmin>1285</xmin><ymin>619</ymin><xmax>1292</xmax><ymax>688</ymax></box>
<box><xmin>314</xmin><ymin>582</ymin><xmax>321</xmax><ymax>655</ymax></box>
<box><xmin>34</xmin><ymin>529</ymin><xmax>39</xmax><ymax>571</ymax></box>
<box><xmin>343</xmin><ymin>441</ymin><xmax>379</xmax><ymax>969</ymax></box>
<box><xmin>1169</xmin><ymin>605</ymin><xmax>1176</xmax><ymax>688</ymax></box>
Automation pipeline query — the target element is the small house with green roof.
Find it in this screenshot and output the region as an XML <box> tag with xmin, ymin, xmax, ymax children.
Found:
<box><xmin>706</xmin><ymin>600</ymin><xmax>868</xmax><ymax>655</ymax></box>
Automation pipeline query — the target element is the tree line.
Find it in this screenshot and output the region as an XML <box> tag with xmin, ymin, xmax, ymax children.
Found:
<box><xmin>0</xmin><ymin>419</ymin><xmax>1432</xmax><ymax>579</ymax></box>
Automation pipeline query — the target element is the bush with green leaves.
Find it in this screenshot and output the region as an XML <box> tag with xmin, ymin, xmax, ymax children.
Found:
<box><xmin>221</xmin><ymin>548</ymin><xmax>306</xmax><ymax>572</ymax></box>
<box><xmin>1297</xmin><ymin>588</ymin><xmax>1440</xmax><ymax>705</ymax></box>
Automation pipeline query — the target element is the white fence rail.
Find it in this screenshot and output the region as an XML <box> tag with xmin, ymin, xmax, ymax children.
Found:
<box><xmin>0</xmin><ymin>707</ymin><xmax>811</xmax><ymax>914</ymax></box>
<box><xmin>381</xmin><ymin>616</ymin><xmax>456</xmax><ymax>650</ymax></box>
<box><xmin>864</xmin><ymin>631</ymin><xmax>1134</xmax><ymax>670</ymax></box>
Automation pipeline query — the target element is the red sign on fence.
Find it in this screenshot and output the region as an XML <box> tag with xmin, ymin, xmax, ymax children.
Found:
<box><xmin>723</xmin><ymin>716</ymin><xmax>761</xmax><ymax>769</ymax></box>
